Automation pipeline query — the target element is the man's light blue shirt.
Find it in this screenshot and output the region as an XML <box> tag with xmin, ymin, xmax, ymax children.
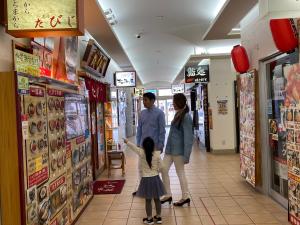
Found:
<box><xmin>136</xmin><ymin>106</ymin><xmax>166</xmax><ymax>151</ymax></box>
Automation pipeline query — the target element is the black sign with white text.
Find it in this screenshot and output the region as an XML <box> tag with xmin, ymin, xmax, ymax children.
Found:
<box><xmin>185</xmin><ymin>65</ymin><xmax>209</xmax><ymax>83</ymax></box>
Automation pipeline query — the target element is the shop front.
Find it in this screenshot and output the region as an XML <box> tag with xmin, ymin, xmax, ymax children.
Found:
<box><xmin>0</xmin><ymin>11</ymin><xmax>119</xmax><ymax>225</ymax></box>
<box><xmin>238</xmin><ymin>14</ymin><xmax>300</xmax><ymax>224</ymax></box>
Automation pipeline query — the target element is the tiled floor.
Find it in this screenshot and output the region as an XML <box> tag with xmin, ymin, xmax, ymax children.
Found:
<box><xmin>76</xmin><ymin>142</ymin><xmax>289</xmax><ymax>225</ymax></box>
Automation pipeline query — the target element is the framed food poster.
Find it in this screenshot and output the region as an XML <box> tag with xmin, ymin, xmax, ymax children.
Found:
<box><xmin>239</xmin><ymin>70</ymin><xmax>261</xmax><ymax>187</ymax></box>
<box><xmin>283</xmin><ymin>64</ymin><xmax>300</xmax><ymax>225</ymax></box>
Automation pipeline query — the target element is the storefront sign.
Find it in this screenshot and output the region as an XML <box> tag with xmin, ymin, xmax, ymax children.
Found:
<box><xmin>6</xmin><ymin>0</ymin><xmax>84</xmax><ymax>37</ymax></box>
<box><xmin>14</xmin><ymin>49</ymin><xmax>40</xmax><ymax>76</ymax></box>
<box><xmin>134</xmin><ymin>88</ymin><xmax>144</xmax><ymax>97</ymax></box>
<box><xmin>185</xmin><ymin>65</ymin><xmax>209</xmax><ymax>83</ymax></box>
<box><xmin>171</xmin><ymin>84</ymin><xmax>185</xmax><ymax>94</ymax></box>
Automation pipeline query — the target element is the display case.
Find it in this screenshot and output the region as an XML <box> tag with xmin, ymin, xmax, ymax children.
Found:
<box><xmin>104</xmin><ymin>101</ymin><xmax>119</xmax><ymax>152</ymax></box>
<box><xmin>0</xmin><ymin>72</ymin><xmax>93</xmax><ymax>225</ymax></box>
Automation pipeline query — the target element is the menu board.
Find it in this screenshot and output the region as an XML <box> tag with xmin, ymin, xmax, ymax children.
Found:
<box><xmin>284</xmin><ymin>64</ymin><xmax>300</xmax><ymax>225</ymax></box>
<box><xmin>239</xmin><ymin>71</ymin><xmax>256</xmax><ymax>187</ymax></box>
<box><xmin>14</xmin><ymin>49</ymin><xmax>40</xmax><ymax>76</ymax></box>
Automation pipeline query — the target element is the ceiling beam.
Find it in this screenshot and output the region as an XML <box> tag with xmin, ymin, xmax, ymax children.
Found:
<box><xmin>203</xmin><ymin>0</ymin><xmax>258</xmax><ymax>40</ymax></box>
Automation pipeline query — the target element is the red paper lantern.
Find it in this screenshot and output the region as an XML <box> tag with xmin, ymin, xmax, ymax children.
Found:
<box><xmin>231</xmin><ymin>45</ymin><xmax>250</xmax><ymax>73</ymax></box>
<box><xmin>270</xmin><ymin>19</ymin><xmax>298</xmax><ymax>53</ymax></box>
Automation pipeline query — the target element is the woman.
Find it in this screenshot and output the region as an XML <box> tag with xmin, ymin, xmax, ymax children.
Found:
<box><xmin>161</xmin><ymin>93</ymin><xmax>194</xmax><ymax>206</ymax></box>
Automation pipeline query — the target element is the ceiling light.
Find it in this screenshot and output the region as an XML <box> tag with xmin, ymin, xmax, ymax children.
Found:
<box><xmin>195</xmin><ymin>47</ymin><xmax>207</xmax><ymax>55</ymax></box>
<box><xmin>232</xmin><ymin>28</ymin><xmax>241</xmax><ymax>32</ymax></box>
<box><xmin>198</xmin><ymin>59</ymin><xmax>210</xmax><ymax>66</ymax></box>
<box><xmin>207</xmin><ymin>46</ymin><xmax>232</xmax><ymax>54</ymax></box>
<box><xmin>104</xmin><ymin>8</ymin><xmax>112</xmax><ymax>16</ymax></box>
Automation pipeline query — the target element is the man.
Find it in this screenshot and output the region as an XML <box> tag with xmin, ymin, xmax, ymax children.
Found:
<box><xmin>133</xmin><ymin>92</ymin><xmax>166</xmax><ymax>195</ymax></box>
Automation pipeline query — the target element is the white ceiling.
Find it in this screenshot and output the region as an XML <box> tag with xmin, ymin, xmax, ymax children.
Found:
<box><xmin>97</xmin><ymin>0</ymin><xmax>241</xmax><ymax>85</ymax></box>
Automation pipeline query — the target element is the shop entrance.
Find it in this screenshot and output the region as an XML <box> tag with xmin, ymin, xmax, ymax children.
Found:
<box><xmin>158</xmin><ymin>99</ymin><xmax>175</xmax><ymax>126</ymax></box>
<box><xmin>262</xmin><ymin>51</ymin><xmax>298</xmax><ymax>208</ymax></box>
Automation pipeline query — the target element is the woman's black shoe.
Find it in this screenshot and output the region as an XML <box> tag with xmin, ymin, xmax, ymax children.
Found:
<box><xmin>154</xmin><ymin>216</ymin><xmax>162</xmax><ymax>224</ymax></box>
<box><xmin>173</xmin><ymin>198</ymin><xmax>191</xmax><ymax>207</ymax></box>
<box><xmin>143</xmin><ymin>217</ymin><xmax>154</xmax><ymax>225</ymax></box>
<box><xmin>160</xmin><ymin>196</ymin><xmax>172</xmax><ymax>204</ymax></box>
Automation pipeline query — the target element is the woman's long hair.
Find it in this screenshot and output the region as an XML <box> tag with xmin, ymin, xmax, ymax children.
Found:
<box><xmin>172</xmin><ymin>93</ymin><xmax>189</xmax><ymax>128</ymax></box>
<box><xmin>142</xmin><ymin>137</ymin><xmax>155</xmax><ymax>168</ymax></box>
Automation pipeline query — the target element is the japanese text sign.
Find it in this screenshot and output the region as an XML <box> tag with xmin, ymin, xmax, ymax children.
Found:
<box><xmin>185</xmin><ymin>65</ymin><xmax>209</xmax><ymax>83</ymax></box>
<box><xmin>6</xmin><ymin>0</ymin><xmax>84</xmax><ymax>37</ymax></box>
<box><xmin>14</xmin><ymin>49</ymin><xmax>40</xmax><ymax>76</ymax></box>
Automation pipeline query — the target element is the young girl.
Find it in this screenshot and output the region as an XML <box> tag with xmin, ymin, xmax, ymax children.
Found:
<box><xmin>124</xmin><ymin>137</ymin><xmax>165</xmax><ymax>224</ymax></box>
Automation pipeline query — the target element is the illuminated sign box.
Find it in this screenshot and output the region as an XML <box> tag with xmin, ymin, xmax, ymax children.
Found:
<box><xmin>6</xmin><ymin>0</ymin><xmax>84</xmax><ymax>37</ymax></box>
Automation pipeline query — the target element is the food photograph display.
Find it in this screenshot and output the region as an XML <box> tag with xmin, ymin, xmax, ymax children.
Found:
<box><xmin>283</xmin><ymin>64</ymin><xmax>300</xmax><ymax>225</ymax></box>
<box><xmin>239</xmin><ymin>71</ymin><xmax>257</xmax><ymax>187</ymax></box>
<box><xmin>17</xmin><ymin>80</ymin><xmax>93</xmax><ymax>225</ymax></box>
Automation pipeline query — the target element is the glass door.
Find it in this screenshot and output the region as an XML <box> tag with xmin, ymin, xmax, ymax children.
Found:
<box><xmin>158</xmin><ymin>100</ymin><xmax>168</xmax><ymax>124</ymax></box>
<box><xmin>166</xmin><ymin>99</ymin><xmax>175</xmax><ymax>126</ymax></box>
<box><xmin>266</xmin><ymin>51</ymin><xmax>298</xmax><ymax>206</ymax></box>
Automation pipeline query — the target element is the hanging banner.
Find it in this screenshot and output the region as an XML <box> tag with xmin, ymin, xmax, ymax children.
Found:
<box><xmin>185</xmin><ymin>65</ymin><xmax>209</xmax><ymax>83</ymax></box>
<box><xmin>171</xmin><ymin>84</ymin><xmax>185</xmax><ymax>94</ymax></box>
<box><xmin>84</xmin><ymin>77</ymin><xmax>107</xmax><ymax>103</ymax></box>
<box><xmin>6</xmin><ymin>0</ymin><xmax>84</xmax><ymax>37</ymax></box>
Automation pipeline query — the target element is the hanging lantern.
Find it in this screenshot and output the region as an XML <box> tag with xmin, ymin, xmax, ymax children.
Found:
<box><xmin>231</xmin><ymin>45</ymin><xmax>250</xmax><ymax>74</ymax></box>
<box><xmin>270</xmin><ymin>19</ymin><xmax>298</xmax><ymax>53</ymax></box>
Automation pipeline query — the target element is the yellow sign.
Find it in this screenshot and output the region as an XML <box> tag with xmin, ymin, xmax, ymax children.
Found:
<box><xmin>14</xmin><ymin>49</ymin><xmax>40</xmax><ymax>76</ymax></box>
<box><xmin>7</xmin><ymin>0</ymin><xmax>77</xmax><ymax>30</ymax></box>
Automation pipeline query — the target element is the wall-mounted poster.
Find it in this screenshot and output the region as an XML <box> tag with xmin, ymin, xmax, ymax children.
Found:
<box><xmin>239</xmin><ymin>70</ymin><xmax>259</xmax><ymax>187</ymax></box>
<box><xmin>217</xmin><ymin>98</ymin><xmax>228</xmax><ymax>115</ymax></box>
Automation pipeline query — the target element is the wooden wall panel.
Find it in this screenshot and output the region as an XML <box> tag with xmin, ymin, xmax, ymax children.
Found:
<box><xmin>0</xmin><ymin>72</ymin><xmax>22</xmax><ymax>225</ymax></box>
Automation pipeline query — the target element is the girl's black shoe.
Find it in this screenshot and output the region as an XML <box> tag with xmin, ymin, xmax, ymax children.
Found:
<box><xmin>154</xmin><ymin>216</ymin><xmax>162</xmax><ymax>224</ymax></box>
<box><xmin>160</xmin><ymin>196</ymin><xmax>172</xmax><ymax>204</ymax></box>
<box><xmin>143</xmin><ymin>217</ymin><xmax>154</xmax><ymax>225</ymax></box>
<box><xmin>173</xmin><ymin>198</ymin><xmax>191</xmax><ymax>207</ymax></box>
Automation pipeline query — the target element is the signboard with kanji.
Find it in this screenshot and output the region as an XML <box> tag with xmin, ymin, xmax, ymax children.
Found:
<box><xmin>6</xmin><ymin>0</ymin><xmax>84</xmax><ymax>37</ymax></box>
<box><xmin>185</xmin><ymin>65</ymin><xmax>209</xmax><ymax>83</ymax></box>
<box><xmin>14</xmin><ymin>49</ymin><xmax>40</xmax><ymax>76</ymax></box>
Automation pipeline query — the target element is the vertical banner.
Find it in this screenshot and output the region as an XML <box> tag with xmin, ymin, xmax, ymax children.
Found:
<box><xmin>239</xmin><ymin>71</ymin><xmax>257</xmax><ymax>187</ymax></box>
<box><xmin>284</xmin><ymin>64</ymin><xmax>300</xmax><ymax>225</ymax></box>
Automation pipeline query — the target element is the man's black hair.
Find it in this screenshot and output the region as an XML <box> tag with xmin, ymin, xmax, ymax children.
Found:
<box><xmin>143</xmin><ymin>92</ymin><xmax>156</xmax><ymax>101</ymax></box>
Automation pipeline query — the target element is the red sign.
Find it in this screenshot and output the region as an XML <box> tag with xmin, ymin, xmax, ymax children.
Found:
<box><xmin>47</xmin><ymin>88</ymin><xmax>64</xmax><ymax>97</ymax></box>
<box><xmin>50</xmin><ymin>176</ymin><xmax>66</xmax><ymax>193</ymax></box>
<box><xmin>30</xmin><ymin>87</ymin><xmax>45</xmax><ymax>97</ymax></box>
<box><xmin>66</xmin><ymin>142</ymin><xmax>72</xmax><ymax>159</ymax></box>
<box><xmin>28</xmin><ymin>167</ymin><xmax>49</xmax><ymax>187</ymax></box>
<box><xmin>76</xmin><ymin>136</ymin><xmax>85</xmax><ymax>145</ymax></box>
<box><xmin>84</xmin><ymin>77</ymin><xmax>107</xmax><ymax>102</ymax></box>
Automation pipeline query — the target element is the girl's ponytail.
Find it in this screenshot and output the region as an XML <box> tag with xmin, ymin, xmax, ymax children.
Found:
<box><xmin>142</xmin><ymin>137</ymin><xmax>155</xmax><ymax>168</ymax></box>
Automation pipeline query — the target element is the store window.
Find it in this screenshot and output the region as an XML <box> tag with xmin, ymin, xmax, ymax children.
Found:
<box><xmin>266</xmin><ymin>51</ymin><xmax>298</xmax><ymax>202</ymax></box>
